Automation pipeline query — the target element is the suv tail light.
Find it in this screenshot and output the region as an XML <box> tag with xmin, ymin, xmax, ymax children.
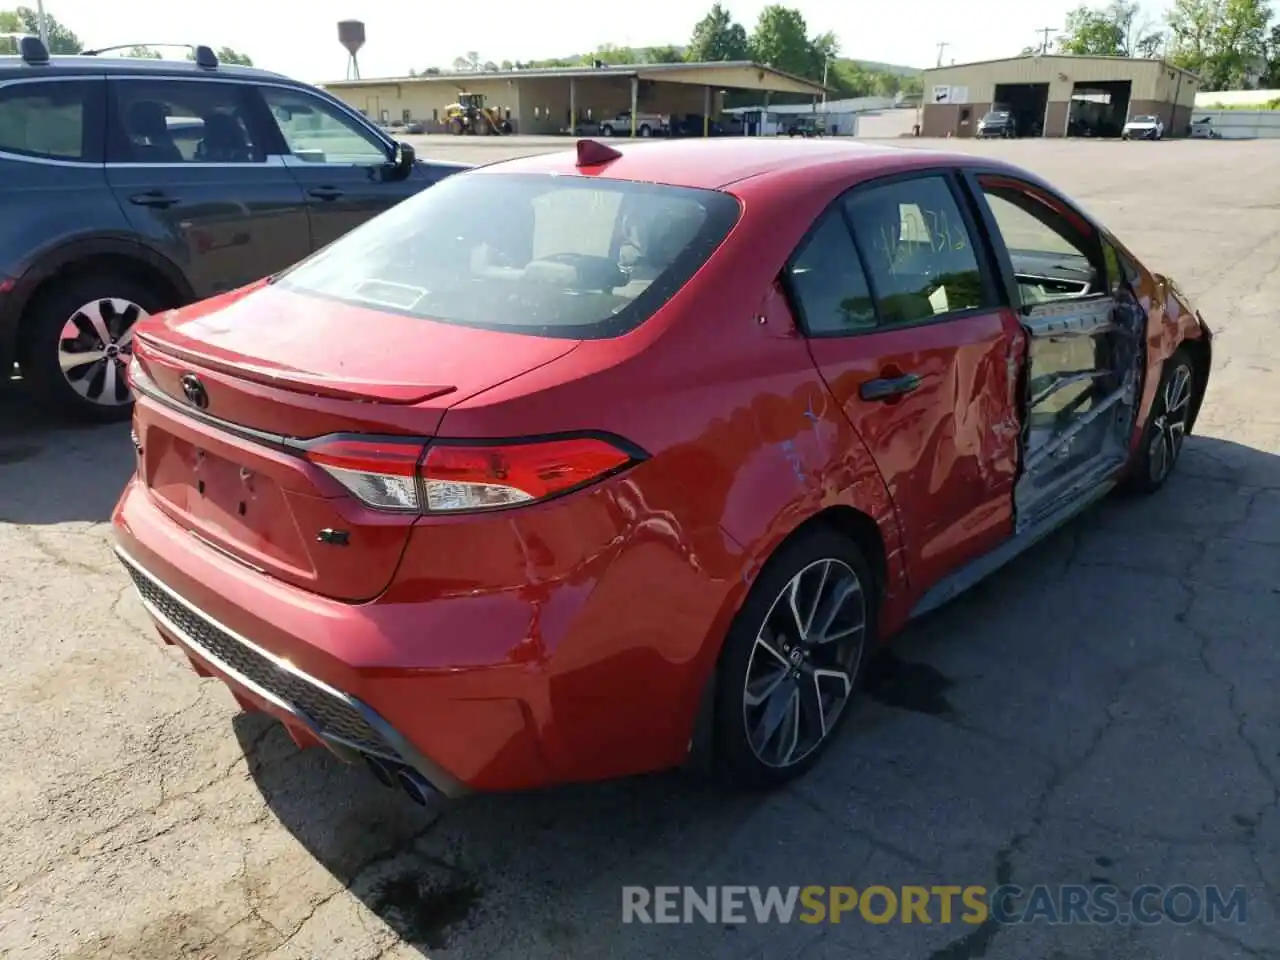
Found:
<box><xmin>305</xmin><ymin>435</ymin><xmax>644</xmax><ymax>514</ymax></box>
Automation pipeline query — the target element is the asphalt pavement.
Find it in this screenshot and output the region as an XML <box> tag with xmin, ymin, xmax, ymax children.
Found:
<box><xmin>1</xmin><ymin>136</ymin><xmax>1277</xmax><ymax>960</ymax></box>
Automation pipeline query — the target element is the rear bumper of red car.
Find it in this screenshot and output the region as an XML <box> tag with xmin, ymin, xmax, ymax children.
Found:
<box><xmin>112</xmin><ymin>477</ymin><xmax>561</xmax><ymax>797</ymax></box>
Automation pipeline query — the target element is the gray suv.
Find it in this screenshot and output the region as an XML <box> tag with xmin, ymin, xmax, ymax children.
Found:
<box><xmin>0</xmin><ymin>39</ymin><xmax>466</xmax><ymax>422</ymax></box>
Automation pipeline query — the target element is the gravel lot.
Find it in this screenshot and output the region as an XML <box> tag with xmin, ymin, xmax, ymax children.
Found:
<box><xmin>2</xmin><ymin>137</ymin><xmax>1278</xmax><ymax>960</ymax></box>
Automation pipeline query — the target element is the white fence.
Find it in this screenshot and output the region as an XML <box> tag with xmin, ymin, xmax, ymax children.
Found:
<box><xmin>1190</xmin><ymin>110</ymin><xmax>1280</xmax><ymax>139</ymax></box>
<box><xmin>1194</xmin><ymin>89</ymin><xmax>1280</xmax><ymax>108</ymax></box>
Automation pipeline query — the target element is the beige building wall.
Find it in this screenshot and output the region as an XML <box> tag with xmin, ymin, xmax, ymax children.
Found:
<box><xmin>326</xmin><ymin>79</ymin><xmax>519</xmax><ymax>130</ymax></box>
<box><xmin>920</xmin><ymin>56</ymin><xmax>1199</xmax><ymax>138</ymax></box>
<box><xmin>325</xmin><ymin>77</ymin><xmax>728</xmax><ymax>135</ymax></box>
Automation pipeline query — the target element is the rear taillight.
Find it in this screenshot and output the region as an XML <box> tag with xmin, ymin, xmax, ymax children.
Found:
<box><xmin>304</xmin><ymin>435</ymin><xmax>642</xmax><ymax>514</ymax></box>
<box><xmin>305</xmin><ymin>438</ymin><xmax>423</xmax><ymax>512</ymax></box>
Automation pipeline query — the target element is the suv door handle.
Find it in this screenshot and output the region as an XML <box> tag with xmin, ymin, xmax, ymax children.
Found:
<box><xmin>308</xmin><ymin>186</ymin><xmax>344</xmax><ymax>201</ymax></box>
<box><xmin>860</xmin><ymin>373</ymin><xmax>922</xmax><ymax>402</ymax></box>
<box><xmin>129</xmin><ymin>190</ymin><xmax>178</xmax><ymax>209</ymax></box>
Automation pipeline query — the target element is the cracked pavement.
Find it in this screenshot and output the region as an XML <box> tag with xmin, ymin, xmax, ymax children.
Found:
<box><xmin>1</xmin><ymin>138</ymin><xmax>1278</xmax><ymax>959</ymax></box>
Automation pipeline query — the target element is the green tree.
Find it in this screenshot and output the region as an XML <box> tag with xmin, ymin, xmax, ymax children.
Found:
<box><xmin>0</xmin><ymin>6</ymin><xmax>82</xmax><ymax>53</ymax></box>
<box><xmin>591</xmin><ymin>43</ymin><xmax>637</xmax><ymax>65</ymax></box>
<box><xmin>1058</xmin><ymin>4</ymin><xmax>1128</xmax><ymax>54</ymax></box>
<box><xmin>1210</xmin><ymin>0</ymin><xmax>1271</xmax><ymax>85</ymax></box>
<box><xmin>1263</xmin><ymin>23</ymin><xmax>1280</xmax><ymax>85</ymax></box>
<box><xmin>1057</xmin><ymin>2</ymin><xmax>1164</xmax><ymax>57</ymax></box>
<box><xmin>126</xmin><ymin>45</ymin><xmax>161</xmax><ymax>58</ymax></box>
<box><xmin>183</xmin><ymin>45</ymin><xmax>253</xmax><ymax>66</ymax></box>
<box><xmin>1166</xmin><ymin>0</ymin><xmax>1271</xmax><ymax>89</ymax></box>
<box><xmin>686</xmin><ymin>3</ymin><xmax>749</xmax><ymax>62</ymax></box>
<box><xmin>645</xmin><ymin>44</ymin><xmax>685</xmax><ymax>63</ymax></box>
<box><xmin>809</xmin><ymin>29</ymin><xmax>839</xmax><ymax>82</ymax></box>
<box><xmin>748</xmin><ymin>4</ymin><xmax>813</xmax><ymax>76</ymax></box>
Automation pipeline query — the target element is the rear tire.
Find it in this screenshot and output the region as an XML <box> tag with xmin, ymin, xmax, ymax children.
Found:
<box><xmin>1123</xmin><ymin>348</ymin><xmax>1197</xmax><ymax>495</ymax></box>
<box><xmin>714</xmin><ymin>527</ymin><xmax>875</xmax><ymax>789</ymax></box>
<box><xmin>600</xmin><ymin>124</ymin><xmax>615</xmax><ymax>137</ymax></box>
<box><xmin>19</xmin><ymin>270</ymin><xmax>174</xmax><ymax>424</ymax></box>
<box><xmin>639</xmin><ymin>124</ymin><xmax>652</xmax><ymax>138</ymax></box>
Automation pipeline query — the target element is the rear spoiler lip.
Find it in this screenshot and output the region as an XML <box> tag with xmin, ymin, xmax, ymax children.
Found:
<box><xmin>133</xmin><ymin>331</ymin><xmax>457</xmax><ymax>405</ymax></box>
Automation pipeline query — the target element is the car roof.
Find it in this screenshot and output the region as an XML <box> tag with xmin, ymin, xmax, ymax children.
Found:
<box><xmin>0</xmin><ymin>54</ymin><xmax>289</xmax><ymax>83</ymax></box>
<box><xmin>472</xmin><ymin>138</ymin><xmax>990</xmax><ymax>191</ymax></box>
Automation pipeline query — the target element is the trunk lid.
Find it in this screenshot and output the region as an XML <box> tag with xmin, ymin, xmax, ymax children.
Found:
<box><xmin>130</xmin><ymin>282</ymin><xmax>579</xmax><ymax>602</ymax></box>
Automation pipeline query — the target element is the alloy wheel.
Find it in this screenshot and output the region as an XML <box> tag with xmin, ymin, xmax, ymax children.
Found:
<box><xmin>742</xmin><ymin>558</ymin><xmax>866</xmax><ymax>769</ymax></box>
<box><xmin>1148</xmin><ymin>363</ymin><xmax>1193</xmax><ymax>483</ymax></box>
<box><xmin>57</xmin><ymin>297</ymin><xmax>148</xmax><ymax>407</ymax></box>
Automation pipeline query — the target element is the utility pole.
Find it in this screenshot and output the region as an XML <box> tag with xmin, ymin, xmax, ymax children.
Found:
<box><xmin>35</xmin><ymin>0</ymin><xmax>48</xmax><ymax>47</ymax></box>
<box><xmin>1035</xmin><ymin>27</ymin><xmax>1055</xmax><ymax>55</ymax></box>
<box><xmin>935</xmin><ymin>41</ymin><xmax>948</xmax><ymax>67</ymax></box>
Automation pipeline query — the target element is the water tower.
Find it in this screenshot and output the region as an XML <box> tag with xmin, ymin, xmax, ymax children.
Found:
<box><xmin>338</xmin><ymin>20</ymin><xmax>365</xmax><ymax>80</ymax></box>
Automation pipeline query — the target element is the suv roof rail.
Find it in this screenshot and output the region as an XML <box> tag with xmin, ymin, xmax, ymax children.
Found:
<box><xmin>0</xmin><ymin>33</ymin><xmax>50</xmax><ymax>64</ymax></box>
<box><xmin>81</xmin><ymin>42</ymin><xmax>220</xmax><ymax>68</ymax></box>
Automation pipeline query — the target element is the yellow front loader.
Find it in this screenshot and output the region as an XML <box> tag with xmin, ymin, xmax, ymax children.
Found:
<box><xmin>444</xmin><ymin>93</ymin><xmax>513</xmax><ymax>135</ymax></box>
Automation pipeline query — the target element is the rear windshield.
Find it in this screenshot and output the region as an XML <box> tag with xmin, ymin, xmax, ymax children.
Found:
<box><xmin>1133</xmin><ymin>115</ymin><xmax>1157</xmax><ymax>122</ymax></box>
<box><xmin>276</xmin><ymin>172</ymin><xmax>742</xmax><ymax>339</ymax></box>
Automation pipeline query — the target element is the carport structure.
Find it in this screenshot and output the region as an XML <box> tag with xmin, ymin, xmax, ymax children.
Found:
<box><xmin>323</xmin><ymin>61</ymin><xmax>828</xmax><ymax>137</ymax></box>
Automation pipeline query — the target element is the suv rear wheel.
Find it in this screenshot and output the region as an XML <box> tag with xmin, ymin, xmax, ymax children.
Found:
<box><xmin>20</xmin><ymin>271</ymin><xmax>172</xmax><ymax>424</ymax></box>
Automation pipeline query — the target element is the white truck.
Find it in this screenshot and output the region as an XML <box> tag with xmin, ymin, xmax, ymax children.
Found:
<box><xmin>599</xmin><ymin>110</ymin><xmax>670</xmax><ymax>138</ymax></box>
<box><xmin>1122</xmin><ymin>114</ymin><xmax>1164</xmax><ymax>140</ymax></box>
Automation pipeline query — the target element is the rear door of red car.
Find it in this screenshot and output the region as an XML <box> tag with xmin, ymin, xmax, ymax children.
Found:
<box><xmin>787</xmin><ymin>169</ymin><xmax>1024</xmax><ymax>598</ymax></box>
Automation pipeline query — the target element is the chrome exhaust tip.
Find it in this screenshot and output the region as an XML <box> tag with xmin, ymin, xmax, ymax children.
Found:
<box><xmin>365</xmin><ymin>754</ymin><xmax>396</xmax><ymax>788</ymax></box>
<box><xmin>395</xmin><ymin>768</ymin><xmax>434</xmax><ymax>806</ymax></box>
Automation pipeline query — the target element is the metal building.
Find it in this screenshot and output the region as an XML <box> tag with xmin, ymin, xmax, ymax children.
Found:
<box><xmin>921</xmin><ymin>55</ymin><xmax>1199</xmax><ymax>138</ymax></box>
<box><xmin>322</xmin><ymin>61</ymin><xmax>827</xmax><ymax>136</ymax></box>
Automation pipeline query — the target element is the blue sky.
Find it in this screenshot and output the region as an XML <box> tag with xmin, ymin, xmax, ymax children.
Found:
<box><xmin>40</xmin><ymin>0</ymin><xmax>1170</xmax><ymax>82</ymax></box>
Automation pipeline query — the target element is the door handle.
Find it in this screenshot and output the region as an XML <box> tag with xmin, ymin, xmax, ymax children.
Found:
<box><xmin>129</xmin><ymin>190</ymin><xmax>178</xmax><ymax>209</ymax></box>
<box><xmin>860</xmin><ymin>373</ymin><xmax>922</xmax><ymax>402</ymax></box>
<box><xmin>308</xmin><ymin>186</ymin><xmax>344</xmax><ymax>201</ymax></box>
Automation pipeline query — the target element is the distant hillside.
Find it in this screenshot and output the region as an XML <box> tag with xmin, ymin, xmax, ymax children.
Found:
<box><xmin>447</xmin><ymin>45</ymin><xmax>924</xmax><ymax>101</ymax></box>
<box><xmin>845</xmin><ymin>59</ymin><xmax>922</xmax><ymax>77</ymax></box>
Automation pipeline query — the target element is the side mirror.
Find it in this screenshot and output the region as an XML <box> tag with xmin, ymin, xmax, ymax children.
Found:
<box><xmin>393</xmin><ymin>141</ymin><xmax>416</xmax><ymax>176</ymax></box>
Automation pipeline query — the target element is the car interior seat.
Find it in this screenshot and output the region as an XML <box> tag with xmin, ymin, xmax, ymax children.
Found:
<box><xmin>855</xmin><ymin>197</ymin><xmax>936</xmax><ymax>324</ymax></box>
<box><xmin>126</xmin><ymin>101</ymin><xmax>185</xmax><ymax>164</ymax></box>
<box><xmin>620</xmin><ymin>202</ymin><xmax>706</xmax><ymax>288</ymax></box>
<box><xmin>196</xmin><ymin>113</ymin><xmax>254</xmax><ymax>163</ymax></box>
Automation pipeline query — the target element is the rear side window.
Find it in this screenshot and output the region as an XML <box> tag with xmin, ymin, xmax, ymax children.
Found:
<box><xmin>785</xmin><ymin>210</ymin><xmax>876</xmax><ymax>335</ymax></box>
<box><xmin>0</xmin><ymin>79</ymin><xmax>98</xmax><ymax>161</ymax></box>
<box><xmin>844</xmin><ymin>175</ymin><xmax>988</xmax><ymax>325</ymax></box>
<box><xmin>276</xmin><ymin>173</ymin><xmax>742</xmax><ymax>338</ymax></box>
<box><xmin>108</xmin><ymin>79</ymin><xmax>264</xmax><ymax>164</ymax></box>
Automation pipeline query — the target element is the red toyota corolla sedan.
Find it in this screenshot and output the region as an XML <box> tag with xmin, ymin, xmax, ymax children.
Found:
<box><xmin>112</xmin><ymin>138</ymin><xmax>1212</xmax><ymax>803</ymax></box>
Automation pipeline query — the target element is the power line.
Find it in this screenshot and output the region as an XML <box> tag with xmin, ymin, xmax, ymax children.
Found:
<box><xmin>1035</xmin><ymin>27</ymin><xmax>1057</xmax><ymax>55</ymax></box>
<box><xmin>935</xmin><ymin>41</ymin><xmax>949</xmax><ymax>67</ymax></box>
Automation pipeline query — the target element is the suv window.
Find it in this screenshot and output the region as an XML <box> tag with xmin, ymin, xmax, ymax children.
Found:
<box><xmin>845</xmin><ymin>175</ymin><xmax>987</xmax><ymax>325</ymax></box>
<box><xmin>785</xmin><ymin>209</ymin><xmax>876</xmax><ymax>335</ymax></box>
<box><xmin>260</xmin><ymin>87</ymin><xmax>388</xmax><ymax>165</ymax></box>
<box><xmin>0</xmin><ymin>79</ymin><xmax>98</xmax><ymax>161</ymax></box>
<box><xmin>109</xmin><ymin>79</ymin><xmax>263</xmax><ymax>164</ymax></box>
<box><xmin>275</xmin><ymin>172</ymin><xmax>742</xmax><ymax>339</ymax></box>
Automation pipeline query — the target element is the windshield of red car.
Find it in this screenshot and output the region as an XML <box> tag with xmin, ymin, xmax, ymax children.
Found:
<box><xmin>276</xmin><ymin>172</ymin><xmax>742</xmax><ymax>339</ymax></box>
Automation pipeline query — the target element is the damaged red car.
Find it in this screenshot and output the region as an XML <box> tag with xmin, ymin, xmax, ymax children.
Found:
<box><xmin>112</xmin><ymin>138</ymin><xmax>1212</xmax><ymax>802</ymax></box>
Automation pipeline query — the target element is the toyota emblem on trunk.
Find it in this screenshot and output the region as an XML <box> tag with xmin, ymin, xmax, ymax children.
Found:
<box><xmin>180</xmin><ymin>374</ymin><xmax>209</xmax><ymax>410</ymax></box>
